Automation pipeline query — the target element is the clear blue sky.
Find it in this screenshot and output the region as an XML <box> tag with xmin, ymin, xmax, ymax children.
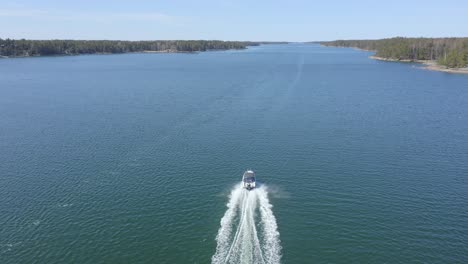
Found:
<box><xmin>1</xmin><ymin>0</ymin><xmax>468</xmax><ymax>41</ymax></box>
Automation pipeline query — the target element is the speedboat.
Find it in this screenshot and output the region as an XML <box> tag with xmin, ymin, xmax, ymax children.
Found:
<box><xmin>242</xmin><ymin>170</ymin><xmax>256</xmax><ymax>190</ymax></box>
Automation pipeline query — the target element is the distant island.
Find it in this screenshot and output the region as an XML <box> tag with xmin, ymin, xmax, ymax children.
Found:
<box><xmin>318</xmin><ymin>37</ymin><xmax>468</xmax><ymax>74</ymax></box>
<box><xmin>0</xmin><ymin>39</ymin><xmax>287</xmax><ymax>58</ymax></box>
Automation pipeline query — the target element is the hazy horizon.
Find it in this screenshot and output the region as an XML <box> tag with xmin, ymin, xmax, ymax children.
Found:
<box><xmin>2</xmin><ymin>37</ymin><xmax>468</xmax><ymax>43</ymax></box>
<box><xmin>1</xmin><ymin>0</ymin><xmax>468</xmax><ymax>42</ymax></box>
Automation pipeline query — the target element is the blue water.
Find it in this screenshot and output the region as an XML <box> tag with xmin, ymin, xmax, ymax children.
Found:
<box><xmin>1</xmin><ymin>44</ymin><xmax>467</xmax><ymax>263</ymax></box>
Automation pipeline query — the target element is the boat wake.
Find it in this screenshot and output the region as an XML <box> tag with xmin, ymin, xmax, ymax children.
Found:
<box><xmin>212</xmin><ymin>184</ymin><xmax>281</xmax><ymax>264</ymax></box>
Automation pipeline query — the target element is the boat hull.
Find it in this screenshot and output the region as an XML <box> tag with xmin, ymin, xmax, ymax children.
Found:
<box><xmin>242</xmin><ymin>170</ymin><xmax>256</xmax><ymax>190</ymax></box>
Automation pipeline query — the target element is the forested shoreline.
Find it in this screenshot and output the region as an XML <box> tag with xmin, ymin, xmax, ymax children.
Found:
<box><xmin>0</xmin><ymin>39</ymin><xmax>267</xmax><ymax>57</ymax></box>
<box><xmin>318</xmin><ymin>37</ymin><xmax>468</xmax><ymax>68</ymax></box>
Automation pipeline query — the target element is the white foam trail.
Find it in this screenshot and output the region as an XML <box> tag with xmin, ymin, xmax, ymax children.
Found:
<box><xmin>258</xmin><ymin>186</ymin><xmax>282</xmax><ymax>264</ymax></box>
<box><xmin>212</xmin><ymin>184</ymin><xmax>281</xmax><ymax>264</ymax></box>
<box><xmin>212</xmin><ymin>184</ymin><xmax>244</xmax><ymax>264</ymax></box>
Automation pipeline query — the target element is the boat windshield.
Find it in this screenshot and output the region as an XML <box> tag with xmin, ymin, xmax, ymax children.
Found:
<box><xmin>244</xmin><ymin>177</ymin><xmax>255</xmax><ymax>183</ymax></box>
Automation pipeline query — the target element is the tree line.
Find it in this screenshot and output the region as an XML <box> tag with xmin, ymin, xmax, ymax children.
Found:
<box><xmin>318</xmin><ymin>37</ymin><xmax>468</xmax><ymax>68</ymax></box>
<box><xmin>0</xmin><ymin>39</ymin><xmax>264</xmax><ymax>57</ymax></box>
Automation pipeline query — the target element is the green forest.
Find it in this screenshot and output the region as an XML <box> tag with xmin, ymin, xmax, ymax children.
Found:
<box><xmin>0</xmin><ymin>39</ymin><xmax>262</xmax><ymax>57</ymax></box>
<box><xmin>319</xmin><ymin>37</ymin><xmax>468</xmax><ymax>68</ymax></box>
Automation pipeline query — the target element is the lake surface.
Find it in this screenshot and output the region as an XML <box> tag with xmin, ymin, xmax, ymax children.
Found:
<box><xmin>1</xmin><ymin>44</ymin><xmax>467</xmax><ymax>263</ymax></box>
